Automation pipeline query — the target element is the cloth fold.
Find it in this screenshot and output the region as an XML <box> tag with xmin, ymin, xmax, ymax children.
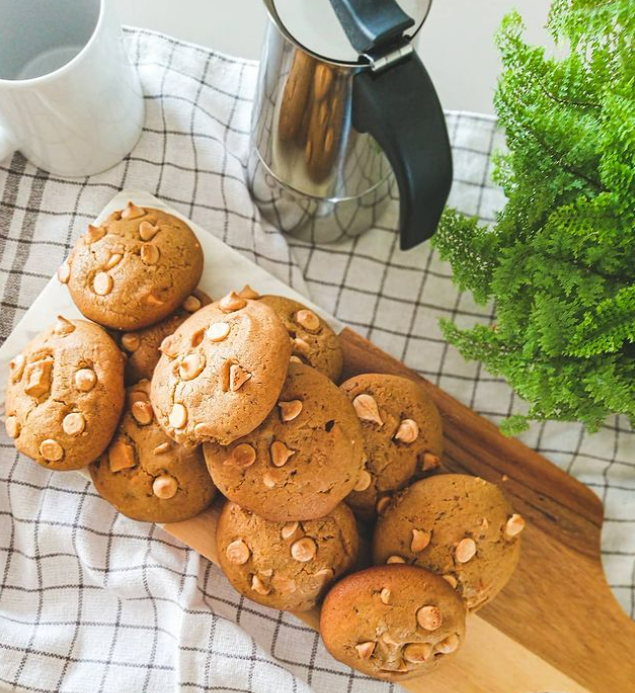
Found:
<box><xmin>0</xmin><ymin>27</ymin><xmax>633</xmax><ymax>693</ymax></box>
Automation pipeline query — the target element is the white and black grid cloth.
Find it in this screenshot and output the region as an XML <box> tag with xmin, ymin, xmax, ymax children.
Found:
<box><xmin>0</xmin><ymin>29</ymin><xmax>633</xmax><ymax>693</ymax></box>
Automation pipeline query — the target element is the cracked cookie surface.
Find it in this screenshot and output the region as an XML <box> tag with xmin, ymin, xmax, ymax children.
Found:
<box><xmin>258</xmin><ymin>295</ymin><xmax>343</xmax><ymax>382</ymax></box>
<box><xmin>340</xmin><ymin>374</ymin><xmax>443</xmax><ymax>519</ymax></box>
<box><xmin>151</xmin><ymin>295</ymin><xmax>291</xmax><ymax>446</ymax></box>
<box><xmin>64</xmin><ymin>202</ymin><xmax>204</xmax><ymax>330</ymax></box>
<box><xmin>204</xmin><ymin>363</ymin><xmax>365</xmax><ymax>521</ymax></box>
<box><xmin>90</xmin><ymin>380</ymin><xmax>216</xmax><ymax>522</ymax></box>
<box><xmin>320</xmin><ymin>564</ymin><xmax>466</xmax><ymax>681</ymax></box>
<box><xmin>5</xmin><ymin>317</ymin><xmax>125</xmax><ymax>471</ymax></box>
<box><xmin>372</xmin><ymin>474</ymin><xmax>524</xmax><ymax>611</ymax></box>
<box><xmin>114</xmin><ymin>289</ymin><xmax>212</xmax><ymax>384</ymax></box>
<box><xmin>217</xmin><ymin>501</ymin><xmax>358</xmax><ymax>611</ymax></box>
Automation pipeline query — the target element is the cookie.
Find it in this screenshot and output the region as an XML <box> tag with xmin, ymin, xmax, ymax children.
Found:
<box><xmin>340</xmin><ymin>374</ymin><xmax>443</xmax><ymax>519</ymax></box>
<box><xmin>372</xmin><ymin>474</ymin><xmax>524</xmax><ymax>611</ymax></box>
<box><xmin>204</xmin><ymin>362</ymin><xmax>365</xmax><ymax>521</ymax></box>
<box><xmin>4</xmin><ymin>317</ymin><xmax>124</xmax><ymax>471</ymax></box>
<box><xmin>90</xmin><ymin>380</ymin><xmax>216</xmax><ymax>523</ymax></box>
<box><xmin>217</xmin><ymin>501</ymin><xmax>358</xmax><ymax>612</ymax></box>
<box><xmin>63</xmin><ymin>202</ymin><xmax>204</xmax><ymax>330</ymax></box>
<box><xmin>320</xmin><ymin>565</ymin><xmax>466</xmax><ymax>681</ymax></box>
<box><xmin>151</xmin><ymin>293</ymin><xmax>291</xmax><ymax>446</ymax></box>
<box><xmin>115</xmin><ymin>289</ymin><xmax>212</xmax><ymax>384</ymax></box>
<box><xmin>258</xmin><ymin>294</ymin><xmax>343</xmax><ymax>382</ymax></box>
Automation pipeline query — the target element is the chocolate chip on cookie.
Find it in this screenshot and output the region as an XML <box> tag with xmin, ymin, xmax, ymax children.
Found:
<box><xmin>340</xmin><ymin>374</ymin><xmax>443</xmax><ymax>519</ymax></box>
<box><xmin>258</xmin><ymin>295</ymin><xmax>343</xmax><ymax>382</ymax></box>
<box><xmin>150</xmin><ymin>295</ymin><xmax>291</xmax><ymax>446</ymax></box>
<box><xmin>5</xmin><ymin>317</ymin><xmax>125</xmax><ymax>471</ymax></box>
<box><xmin>372</xmin><ymin>474</ymin><xmax>524</xmax><ymax>611</ymax></box>
<box><xmin>320</xmin><ymin>565</ymin><xmax>466</xmax><ymax>681</ymax></box>
<box><xmin>65</xmin><ymin>203</ymin><xmax>204</xmax><ymax>330</ymax></box>
<box><xmin>204</xmin><ymin>362</ymin><xmax>364</xmax><ymax>521</ymax></box>
<box><xmin>90</xmin><ymin>380</ymin><xmax>216</xmax><ymax>522</ymax></box>
<box><xmin>217</xmin><ymin>501</ymin><xmax>358</xmax><ymax>611</ymax></box>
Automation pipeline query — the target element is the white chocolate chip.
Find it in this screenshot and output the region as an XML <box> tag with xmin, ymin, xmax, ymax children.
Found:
<box><xmin>380</xmin><ymin>587</ymin><xmax>391</xmax><ymax>604</ymax></box>
<box><xmin>403</xmin><ymin>642</ymin><xmax>432</xmax><ymax>663</ymax></box>
<box><xmin>159</xmin><ymin>335</ymin><xmax>179</xmax><ymax>358</ymax></box>
<box><xmin>10</xmin><ymin>354</ymin><xmax>25</xmax><ymax>382</ymax></box>
<box><xmin>422</xmin><ymin>452</ymin><xmax>440</xmax><ymax>471</ymax></box>
<box><xmin>140</xmin><ymin>243</ymin><xmax>160</xmax><ymax>265</ymax></box>
<box><xmin>354</xmin><ymin>469</ymin><xmax>371</xmax><ymax>492</ymax></box>
<box><xmin>229</xmin><ymin>444</ymin><xmax>256</xmax><ymax>468</ymax></box>
<box><xmin>410</xmin><ymin>529</ymin><xmax>431</xmax><ymax>553</ymax></box>
<box><xmin>146</xmin><ymin>293</ymin><xmax>164</xmax><ymax>306</ymax></box>
<box><xmin>5</xmin><ymin>416</ymin><xmax>20</xmax><ymax>439</ymax></box>
<box><xmin>386</xmin><ymin>555</ymin><xmax>405</xmax><ymax>564</ymax></box>
<box><xmin>183</xmin><ymin>295</ymin><xmax>201</xmax><ymax>313</ymax></box>
<box><xmin>435</xmin><ymin>633</ymin><xmax>460</xmax><ymax>654</ymax></box>
<box><xmin>442</xmin><ymin>574</ymin><xmax>458</xmax><ymax>589</ymax></box>
<box><xmin>376</xmin><ymin>496</ymin><xmax>391</xmax><ymax>515</ymax></box>
<box><xmin>109</xmin><ymin>440</ymin><xmax>136</xmax><ymax>472</ymax></box>
<box><xmin>62</xmin><ymin>412</ymin><xmax>85</xmax><ymax>436</ymax></box>
<box><xmin>295</xmin><ymin>309</ymin><xmax>320</xmax><ymax>332</ymax></box>
<box><xmin>505</xmin><ymin>514</ymin><xmax>525</xmax><ymax>538</ymax></box>
<box><xmin>85</xmin><ymin>224</ymin><xmax>106</xmax><ymax>244</ymax></box>
<box><xmin>206</xmin><ymin>322</ymin><xmax>230</xmax><ymax>342</ymax></box>
<box><xmin>132</xmin><ymin>401</ymin><xmax>153</xmax><ymax>425</ymax></box>
<box><xmin>75</xmin><ymin>368</ymin><xmax>96</xmax><ymax>392</ymax></box>
<box><xmin>226</xmin><ymin>539</ymin><xmax>250</xmax><ymax>565</ymax></box>
<box><xmin>272</xmin><ymin>574</ymin><xmax>297</xmax><ymax>594</ymax></box>
<box><xmin>394</xmin><ymin>419</ymin><xmax>419</xmax><ymax>444</ymax></box>
<box><xmin>121</xmin><ymin>333</ymin><xmax>140</xmax><ymax>352</ymax></box>
<box><xmin>280</xmin><ymin>521</ymin><xmax>299</xmax><ymax>540</ymax></box>
<box><xmin>39</xmin><ymin>439</ymin><xmax>63</xmax><ymax>462</ymax></box>
<box><xmin>455</xmin><ymin>538</ymin><xmax>477</xmax><ymax>564</ymax></box>
<box><xmin>289</xmin><ymin>355</ymin><xmax>303</xmax><ymax>364</ymax></box>
<box><xmin>93</xmin><ymin>272</ymin><xmax>113</xmax><ymax>296</ymax></box>
<box><xmin>179</xmin><ymin>353</ymin><xmax>206</xmax><ymax>381</ymax></box>
<box><xmin>105</xmin><ymin>253</ymin><xmax>122</xmax><ymax>270</ymax></box>
<box><xmin>352</xmin><ymin>394</ymin><xmax>383</xmax><ymax>426</ymax></box>
<box><xmin>355</xmin><ymin>642</ymin><xmax>375</xmax><ymax>659</ymax></box>
<box><xmin>169</xmin><ymin>403</ymin><xmax>188</xmax><ymax>429</ymax></box>
<box><xmin>262</xmin><ymin>472</ymin><xmax>277</xmax><ymax>488</ymax></box>
<box><xmin>153</xmin><ymin>475</ymin><xmax>178</xmax><ymax>499</ymax></box>
<box><xmin>278</xmin><ymin>399</ymin><xmax>303</xmax><ymax>422</ymax></box>
<box><xmin>139</xmin><ymin>221</ymin><xmax>159</xmax><ymax>241</ymax></box>
<box><xmin>53</xmin><ymin>316</ymin><xmax>76</xmax><ymax>336</ymax></box>
<box><xmin>251</xmin><ymin>575</ymin><xmax>271</xmax><ymax>595</ymax></box>
<box><xmin>270</xmin><ymin>440</ymin><xmax>295</xmax><ymax>467</ymax></box>
<box><xmin>122</xmin><ymin>201</ymin><xmax>145</xmax><ymax>219</ymax></box>
<box><xmin>57</xmin><ymin>261</ymin><xmax>71</xmax><ymax>284</ymax></box>
<box><xmin>25</xmin><ymin>360</ymin><xmax>53</xmax><ymax>398</ymax></box>
<box><xmin>416</xmin><ymin>605</ymin><xmax>442</xmax><ymax>631</ymax></box>
<box><xmin>154</xmin><ymin>442</ymin><xmax>171</xmax><ymax>455</ymax></box>
<box><xmin>229</xmin><ymin>364</ymin><xmax>251</xmax><ymax>391</ymax></box>
<box><xmin>292</xmin><ymin>337</ymin><xmax>311</xmax><ymax>358</ymax></box>
<box><xmin>219</xmin><ymin>291</ymin><xmax>246</xmax><ymax>313</ymax></box>
<box><xmin>238</xmin><ymin>284</ymin><xmax>259</xmax><ymax>299</ymax></box>
<box><xmin>290</xmin><ymin>537</ymin><xmax>317</xmax><ymax>562</ymax></box>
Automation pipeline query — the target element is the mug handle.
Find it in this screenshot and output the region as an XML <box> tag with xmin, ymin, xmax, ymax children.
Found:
<box><xmin>352</xmin><ymin>52</ymin><xmax>453</xmax><ymax>250</ymax></box>
<box><xmin>0</xmin><ymin>125</ymin><xmax>17</xmax><ymax>163</ymax></box>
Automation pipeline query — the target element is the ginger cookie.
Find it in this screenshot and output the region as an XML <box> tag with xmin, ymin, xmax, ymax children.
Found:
<box><xmin>4</xmin><ymin>317</ymin><xmax>124</xmax><ymax>471</ymax></box>
<box><xmin>340</xmin><ymin>374</ymin><xmax>443</xmax><ymax>519</ymax></box>
<box><xmin>64</xmin><ymin>202</ymin><xmax>204</xmax><ymax>330</ymax></box>
<box><xmin>217</xmin><ymin>501</ymin><xmax>358</xmax><ymax>612</ymax></box>
<box><xmin>372</xmin><ymin>474</ymin><xmax>524</xmax><ymax>611</ymax></box>
<box><xmin>115</xmin><ymin>289</ymin><xmax>212</xmax><ymax>384</ymax></box>
<box><xmin>150</xmin><ymin>294</ymin><xmax>291</xmax><ymax>446</ymax></box>
<box><xmin>90</xmin><ymin>380</ymin><xmax>216</xmax><ymax>523</ymax></box>
<box><xmin>320</xmin><ymin>565</ymin><xmax>466</xmax><ymax>681</ymax></box>
<box><xmin>204</xmin><ymin>362</ymin><xmax>365</xmax><ymax>521</ymax></box>
<box><xmin>258</xmin><ymin>294</ymin><xmax>343</xmax><ymax>382</ymax></box>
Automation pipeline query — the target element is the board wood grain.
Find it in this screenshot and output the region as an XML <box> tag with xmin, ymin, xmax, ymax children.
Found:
<box><xmin>165</xmin><ymin>327</ymin><xmax>635</xmax><ymax>693</ymax></box>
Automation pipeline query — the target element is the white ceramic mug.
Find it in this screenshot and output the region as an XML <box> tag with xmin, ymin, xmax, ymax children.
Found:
<box><xmin>0</xmin><ymin>0</ymin><xmax>144</xmax><ymax>177</ymax></box>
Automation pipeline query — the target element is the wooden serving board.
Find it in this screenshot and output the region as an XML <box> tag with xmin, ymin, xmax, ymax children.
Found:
<box><xmin>165</xmin><ymin>328</ymin><xmax>635</xmax><ymax>693</ymax></box>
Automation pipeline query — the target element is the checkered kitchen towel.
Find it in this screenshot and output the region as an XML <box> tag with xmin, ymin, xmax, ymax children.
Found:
<box><xmin>0</xmin><ymin>28</ymin><xmax>633</xmax><ymax>693</ymax></box>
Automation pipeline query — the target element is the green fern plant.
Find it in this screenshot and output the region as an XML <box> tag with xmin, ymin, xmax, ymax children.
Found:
<box><xmin>432</xmin><ymin>0</ymin><xmax>635</xmax><ymax>434</ymax></box>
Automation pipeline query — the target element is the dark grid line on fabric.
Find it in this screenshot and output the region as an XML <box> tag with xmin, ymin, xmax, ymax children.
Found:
<box><xmin>0</xmin><ymin>26</ymin><xmax>633</xmax><ymax>693</ymax></box>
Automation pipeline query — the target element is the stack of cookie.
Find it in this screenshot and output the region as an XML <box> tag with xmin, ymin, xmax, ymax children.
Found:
<box><xmin>4</xmin><ymin>202</ymin><xmax>525</xmax><ymax>683</ymax></box>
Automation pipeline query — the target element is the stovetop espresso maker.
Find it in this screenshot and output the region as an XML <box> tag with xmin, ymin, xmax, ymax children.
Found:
<box><xmin>248</xmin><ymin>0</ymin><xmax>452</xmax><ymax>249</ymax></box>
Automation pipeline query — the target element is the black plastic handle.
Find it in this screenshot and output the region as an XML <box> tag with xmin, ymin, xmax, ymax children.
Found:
<box><xmin>328</xmin><ymin>0</ymin><xmax>414</xmax><ymax>55</ymax></box>
<box><xmin>353</xmin><ymin>52</ymin><xmax>453</xmax><ymax>249</ymax></box>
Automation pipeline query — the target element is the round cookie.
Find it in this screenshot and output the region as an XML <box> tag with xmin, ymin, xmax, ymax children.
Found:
<box><xmin>4</xmin><ymin>317</ymin><xmax>125</xmax><ymax>471</ymax></box>
<box><xmin>258</xmin><ymin>294</ymin><xmax>343</xmax><ymax>382</ymax></box>
<box><xmin>217</xmin><ymin>501</ymin><xmax>358</xmax><ymax>611</ymax></box>
<box><xmin>151</xmin><ymin>293</ymin><xmax>291</xmax><ymax>446</ymax></box>
<box><xmin>341</xmin><ymin>374</ymin><xmax>443</xmax><ymax>519</ymax></box>
<box><xmin>90</xmin><ymin>380</ymin><xmax>216</xmax><ymax>523</ymax></box>
<box><xmin>320</xmin><ymin>565</ymin><xmax>466</xmax><ymax>681</ymax></box>
<box><xmin>115</xmin><ymin>289</ymin><xmax>212</xmax><ymax>384</ymax></box>
<box><xmin>204</xmin><ymin>362</ymin><xmax>365</xmax><ymax>521</ymax></box>
<box><xmin>372</xmin><ymin>474</ymin><xmax>524</xmax><ymax>611</ymax></box>
<box><xmin>63</xmin><ymin>202</ymin><xmax>204</xmax><ymax>330</ymax></box>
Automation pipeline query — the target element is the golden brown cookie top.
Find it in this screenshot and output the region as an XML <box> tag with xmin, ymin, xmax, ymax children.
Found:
<box><xmin>204</xmin><ymin>362</ymin><xmax>365</xmax><ymax>521</ymax></box>
<box><xmin>217</xmin><ymin>501</ymin><xmax>358</xmax><ymax>612</ymax></box>
<box><xmin>258</xmin><ymin>294</ymin><xmax>343</xmax><ymax>382</ymax></box>
<box><xmin>150</xmin><ymin>294</ymin><xmax>291</xmax><ymax>446</ymax></box>
<box><xmin>64</xmin><ymin>203</ymin><xmax>204</xmax><ymax>330</ymax></box>
<box><xmin>116</xmin><ymin>289</ymin><xmax>213</xmax><ymax>384</ymax></box>
<box><xmin>320</xmin><ymin>565</ymin><xmax>466</xmax><ymax>681</ymax></box>
<box><xmin>4</xmin><ymin>317</ymin><xmax>124</xmax><ymax>471</ymax></box>
<box><xmin>372</xmin><ymin>474</ymin><xmax>524</xmax><ymax>611</ymax></box>
<box><xmin>90</xmin><ymin>380</ymin><xmax>216</xmax><ymax>523</ymax></box>
<box><xmin>340</xmin><ymin>373</ymin><xmax>443</xmax><ymax>518</ymax></box>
